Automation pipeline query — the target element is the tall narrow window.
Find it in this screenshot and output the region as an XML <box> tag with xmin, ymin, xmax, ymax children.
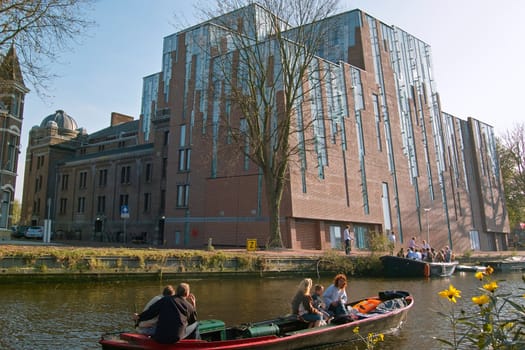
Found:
<box><xmin>372</xmin><ymin>94</ymin><xmax>382</xmax><ymax>151</ymax></box>
<box><xmin>97</xmin><ymin>196</ymin><xmax>106</xmax><ymax>214</ymax></box>
<box><xmin>120</xmin><ymin>166</ymin><xmax>131</xmax><ymax>184</ymax></box>
<box><xmin>162</xmin><ymin>158</ymin><xmax>167</xmax><ymax>178</ymax></box>
<box><xmin>178</xmin><ymin>149</ymin><xmax>191</xmax><ymax>171</ymax></box>
<box><xmin>77</xmin><ymin>197</ymin><xmax>86</xmax><ymax>213</ymax></box>
<box><xmin>79</xmin><ymin>171</ymin><xmax>87</xmax><ymax>189</ymax></box>
<box><xmin>145</xmin><ymin>163</ymin><xmax>152</xmax><ymax>182</ymax></box>
<box><xmin>180</xmin><ymin>124</ymin><xmax>186</xmax><ymax>146</ymax></box>
<box><xmin>61</xmin><ymin>174</ymin><xmax>69</xmax><ymax>190</ymax></box>
<box><xmin>59</xmin><ymin>198</ymin><xmax>67</xmax><ymax>214</ymax></box>
<box><xmin>176</xmin><ymin>185</ymin><xmax>189</xmax><ymax>207</ymax></box>
<box><xmin>119</xmin><ymin>194</ymin><xmax>129</xmax><ymax>207</ymax></box>
<box><xmin>98</xmin><ymin>169</ymin><xmax>107</xmax><ymax>187</ymax></box>
<box><xmin>143</xmin><ymin>193</ymin><xmax>151</xmax><ymax>212</ymax></box>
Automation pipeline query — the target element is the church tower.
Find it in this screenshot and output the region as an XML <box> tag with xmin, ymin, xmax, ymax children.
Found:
<box><xmin>0</xmin><ymin>44</ymin><xmax>29</xmax><ymax>230</ymax></box>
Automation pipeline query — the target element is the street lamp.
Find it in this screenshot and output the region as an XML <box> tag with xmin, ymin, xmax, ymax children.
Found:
<box><xmin>424</xmin><ymin>208</ymin><xmax>431</xmax><ymax>245</ymax></box>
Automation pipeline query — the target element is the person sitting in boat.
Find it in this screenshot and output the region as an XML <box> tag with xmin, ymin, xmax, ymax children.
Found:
<box><xmin>134</xmin><ymin>282</ymin><xmax>199</xmax><ymax>344</ymax></box>
<box><xmin>415</xmin><ymin>248</ymin><xmax>423</xmax><ymax>260</ymax></box>
<box><xmin>396</xmin><ymin>247</ymin><xmax>405</xmax><ymax>258</ymax></box>
<box><xmin>406</xmin><ymin>247</ymin><xmax>418</xmax><ymax>260</ymax></box>
<box><xmin>434</xmin><ymin>249</ymin><xmax>445</xmax><ymax>262</ymax></box>
<box><xmin>136</xmin><ymin>285</ymin><xmax>175</xmax><ymax>335</ymax></box>
<box><xmin>311</xmin><ymin>284</ymin><xmax>330</xmax><ymax>320</ymax></box>
<box><xmin>323</xmin><ymin>274</ymin><xmax>349</xmax><ymax>317</ymax></box>
<box><xmin>291</xmin><ymin>278</ymin><xmax>324</xmax><ymax>327</ymax></box>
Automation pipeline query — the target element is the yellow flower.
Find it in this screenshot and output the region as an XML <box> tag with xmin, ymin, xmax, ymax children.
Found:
<box><xmin>438</xmin><ymin>284</ymin><xmax>462</xmax><ymax>303</ymax></box>
<box><xmin>475</xmin><ymin>271</ymin><xmax>484</xmax><ymax>280</ymax></box>
<box><xmin>483</xmin><ymin>281</ymin><xmax>498</xmax><ymax>293</ymax></box>
<box><xmin>484</xmin><ymin>266</ymin><xmax>494</xmax><ymax>275</ymax></box>
<box><xmin>353</xmin><ymin>326</ymin><xmax>360</xmax><ymax>334</ymax></box>
<box><xmin>472</xmin><ymin>294</ymin><xmax>490</xmax><ymax>306</ymax></box>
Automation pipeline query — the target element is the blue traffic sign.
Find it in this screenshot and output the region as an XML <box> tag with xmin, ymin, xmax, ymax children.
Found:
<box><xmin>121</xmin><ymin>205</ymin><xmax>130</xmax><ymax>218</ymax></box>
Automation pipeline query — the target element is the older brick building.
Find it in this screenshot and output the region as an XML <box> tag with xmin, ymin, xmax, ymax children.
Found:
<box><xmin>0</xmin><ymin>45</ymin><xmax>28</xmax><ymax>232</ymax></box>
<box><xmin>21</xmin><ymin>5</ymin><xmax>509</xmax><ymax>251</ymax></box>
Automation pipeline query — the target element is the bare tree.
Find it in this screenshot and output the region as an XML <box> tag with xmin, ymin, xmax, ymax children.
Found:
<box><xmin>199</xmin><ymin>0</ymin><xmax>340</xmax><ymax>247</ymax></box>
<box><xmin>0</xmin><ymin>0</ymin><xmax>95</xmax><ymax>95</ymax></box>
<box><xmin>498</xmin><ymin>123</ymin><xmax>525</xmax><ymax>230</ymax></box>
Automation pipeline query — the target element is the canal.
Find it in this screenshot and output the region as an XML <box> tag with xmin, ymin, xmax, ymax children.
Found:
<box><xmin>1</xmin><ymin>271</ymin><xmax>523</xmax><ymax>349</ymax></box>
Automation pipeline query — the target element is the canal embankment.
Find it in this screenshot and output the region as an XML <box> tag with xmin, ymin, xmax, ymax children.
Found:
<box><xmin>0</xmin><ymin>239</ymin><xmax>523</xmax><ymax>283</ymax></box>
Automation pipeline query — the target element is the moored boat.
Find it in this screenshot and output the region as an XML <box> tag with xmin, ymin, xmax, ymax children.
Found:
<box><xmin>456</xmin><ymin>264</ymin><xmax>487</xmax><ymax>272</ymax></box>
<box><xmin>99</xmin><ymin>292</ymin><xmax>413</xmax><ymax>350</ymax></box>
<box><xmin>380</xmin><ymin>255</ymin><xmax>458</xmax><ymax>278</ymax></box>
<box><xmin>483</xmin><ymin>256</ymin><xmax>525</xmax><ymax>272</ymax></box>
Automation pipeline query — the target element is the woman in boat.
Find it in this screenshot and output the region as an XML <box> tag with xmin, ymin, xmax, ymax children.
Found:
<box><xmin>323</xmin><ymin>274</ymin><xmax>349</xmax><ymax>317</ymax></box>
<box><xmin>291</xmin><ymin>278</ymin><xmax>324</xmax><ymax>327</ymax></box>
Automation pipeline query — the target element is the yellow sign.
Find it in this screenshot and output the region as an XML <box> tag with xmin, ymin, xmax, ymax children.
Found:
<box><xmin>246</xmin><ymin>239</ymin><xmax>257</xmax><ymax>251</ymax></box>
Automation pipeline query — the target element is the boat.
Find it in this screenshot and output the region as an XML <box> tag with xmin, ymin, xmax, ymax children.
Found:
<box><xmin>456</xmin><ymin>264</ymin><xmax>487</xmax><ymax>272</ymax></box>
<box><xmin>99</xmin><ymin>292</ymin><xmax>413</xmax><ymax>350</ymax></box>
<box><xmin>483</xmin><ymin>256</ymin><xmax>525</xmax><ymax>272</ymax></box>
<box><xmin>380</xmin><ymin>255</ymin><xmax>458</xmax><ymax>278</ymax></box>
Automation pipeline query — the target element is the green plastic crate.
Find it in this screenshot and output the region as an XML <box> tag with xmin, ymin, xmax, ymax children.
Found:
<box><xmin>199</xmin><ymin>319</ymin><xmax>226</xmax><ymax>340</ymax></box>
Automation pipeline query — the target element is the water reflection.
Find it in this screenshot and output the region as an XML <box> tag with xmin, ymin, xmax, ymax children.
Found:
<box><xmin>0</xmin><ymin>272</ymin><xmax>523</xmax><ymax>350</ymax></box>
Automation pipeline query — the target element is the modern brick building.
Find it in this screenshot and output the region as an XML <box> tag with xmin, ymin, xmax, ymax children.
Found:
<box><xmin>21</xmin><ymin>5</ymin><xmax>510</xmax><ymax>251</ymax></box>
<box><xmin>0</xmin><ymin>45</ymin><xmax>28</xmax><ymax>233</ymax></box>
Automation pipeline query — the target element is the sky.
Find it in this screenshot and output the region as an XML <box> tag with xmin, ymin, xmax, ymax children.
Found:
<box><xmin>16</xmin><ymin>0</ymin><xmax>525</xmax><ymax>200</ymax></box>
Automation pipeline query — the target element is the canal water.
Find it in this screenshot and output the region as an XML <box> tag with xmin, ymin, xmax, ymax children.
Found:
<box><xmin>0</xmin><ymin>271</ymin><xmax>523</xmax><ymax>350</ymax></box>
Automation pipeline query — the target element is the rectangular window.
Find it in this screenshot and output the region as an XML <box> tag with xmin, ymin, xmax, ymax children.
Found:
<box><xmin>59</xmin><ymin>198</ymin><xmax>67</xmax><ymax>214</ymax></box>
<box><xmin>119</xmin><ymin>194</ymin><xmax>129</xmax><ymax>207</ymax></box>
<box><xmin>372</xmin><ymin>94</ymin><xmax>382</xmax><ymax>151</ymax></box>
<box><xmin>97</xmin><ymin>195</ymin><xmax>106</xmax><ymax>214</ymax></box>
<box><xmin>145</xmin><ymin>163</ymin><xmax>152</xmax><ymax>182</ymax></box>
<box><xmin>176</xmin><ymin>184</ymin><xmax>189</xmax><ymax>207</ymax></box>
<box><xmin>178</xmin><ymin>149</ymin><xmax>191</xmax><ymax>171</ymax></box>
<box><xmin>77</xmin><ymin>197</ymin><xmax>86</xmax><ymax>213</ymax></box>
<box><xmin>61</xmin><ymin>174</ymin><xmax>69</xmax><ymax>191</ymax></box>
<box><xmin>79</xmin><ymin>171</ymin><xmax>87</xmax><ymax>189</ymax></box>
<box><xmin>98</xmin><ymin>169</ymin><xmax>107</xmax><ymax>187</ymax></box>
<box><xmin>180</xmin><ymin>124</ymin><xmax>186</xmax><ymax>146</ymax></box>
<box><xmin>98</xmin><ymin>145</ymin><xmax>105</xmax><ymax>152</ymax></box>
<box><xmin>163</xmin><ymin>130</ymin><xmax>169</xmax><ymax>145</ymax></box>
<box><xmin>160</xmin><ymin>190</ymin><xmax>166</xmax><ymax>212</ymax></box>
<box><xmin>143</xmin><ymin>193</ymin><xmax>151</xmax><ymax>212</ymax></box>
<box><xmin>162</xmin><ymin>158</ymin><xmax>167</xmax><ymax>178</ymax></box>
<box><xmin>120</xmin><ymin>166</ymin><xmax>131</xmax><ymax>184</ymax></box>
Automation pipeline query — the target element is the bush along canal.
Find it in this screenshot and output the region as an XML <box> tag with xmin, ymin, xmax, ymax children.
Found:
<box><xmin>0</xmin><ymin>245</ymin><xmax>385</xmax><ymax>283</ymax></box>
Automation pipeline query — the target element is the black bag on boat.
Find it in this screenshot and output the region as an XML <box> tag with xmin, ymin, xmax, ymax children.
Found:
<box><xmin>331</xmin><ymin>315</ymin><xmax>353</xmax><ymax>324</ymax></box>
<box><xmin>378</xmin><ymin>290</ymin><xmax>409</xmax><ymax>300</ymax></box>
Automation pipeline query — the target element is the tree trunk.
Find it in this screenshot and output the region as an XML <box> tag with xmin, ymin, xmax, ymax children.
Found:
<box><xmin>265</xmin><ymin>176</ymin><xmax>284</xmax><ymax>248</ymax></box>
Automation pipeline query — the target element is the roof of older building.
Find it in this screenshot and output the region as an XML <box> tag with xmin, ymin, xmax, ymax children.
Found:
<box><xmin>0</xmin><ymin>44</ymin><xmax>25</xmax><ymax>86</ymax></box>
<box><xmin>40</xmin><ymin>110</ymin><xmax>79</xmax><ymax>131</ymax></box>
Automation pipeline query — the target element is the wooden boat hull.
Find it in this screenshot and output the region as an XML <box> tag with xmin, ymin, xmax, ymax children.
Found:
<box><xmin>380</xmin><ymin>255</ymin><xmax>458</xmax><ymax>278</ymax></box>
<box><xmin>99</xmin><ymin>295</ymin><xmax>413</xmax><ymax>350</ymax></box>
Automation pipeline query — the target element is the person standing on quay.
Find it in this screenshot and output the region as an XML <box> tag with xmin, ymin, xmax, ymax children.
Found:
<box><xmin>388</xmin><ymin>232</ymin><xmax>396</xmax><ymax>255</ymax></box>
<box><xmin>343</xmin><ymin>225</ymin><xmax>354</xmax><ymax>255</ymax></box>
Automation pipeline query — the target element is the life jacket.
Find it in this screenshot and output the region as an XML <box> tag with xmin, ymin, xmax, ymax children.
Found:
<box><xmin>352</xmin><ymin>298</ymin><xmax>382</xmax><ymax>313</ymax></box>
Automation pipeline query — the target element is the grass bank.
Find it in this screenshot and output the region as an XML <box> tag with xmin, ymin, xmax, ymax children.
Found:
<box><xmin>0</xmin><ymin>245</ymin><xmax>384</xmax><ymax>283</ymax></box>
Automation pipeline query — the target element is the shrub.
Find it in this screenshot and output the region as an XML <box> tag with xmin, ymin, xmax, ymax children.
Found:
<box><xmin>436</xmin><ymin>267</ymin><xmax>525</xmax><ymax>349</ymax></box>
